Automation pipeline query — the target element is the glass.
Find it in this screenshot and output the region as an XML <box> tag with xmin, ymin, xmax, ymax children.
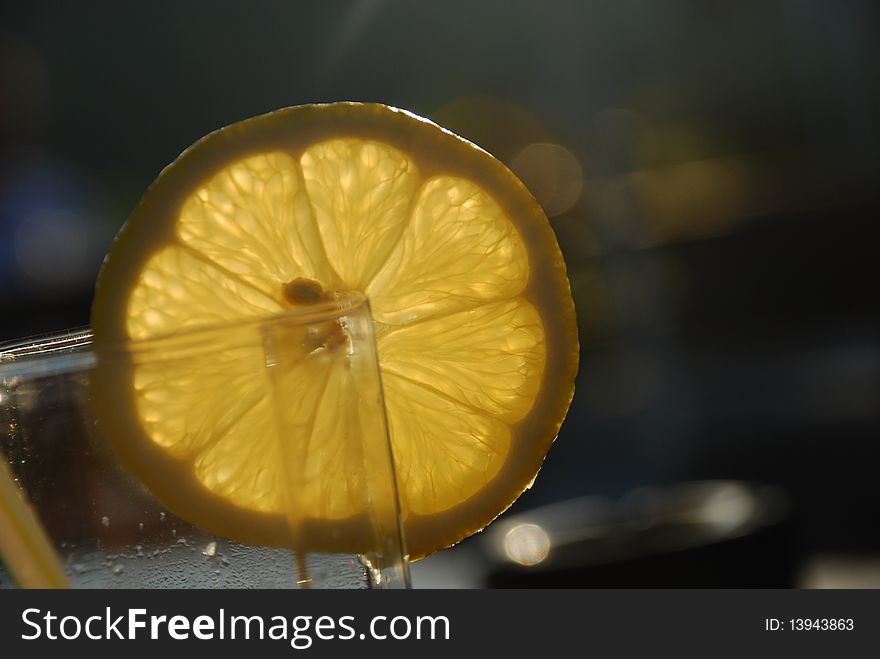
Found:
<box><xmin>0</xmin><ymin>292</ymin><xmax>409</xmax><ymax>589</ymax></box>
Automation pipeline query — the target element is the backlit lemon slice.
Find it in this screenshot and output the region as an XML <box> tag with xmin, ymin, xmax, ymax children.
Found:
<box><xmin>91</xmin><ymin>103</ymin><xmax>578</xmax><ymax>559</ymax></box>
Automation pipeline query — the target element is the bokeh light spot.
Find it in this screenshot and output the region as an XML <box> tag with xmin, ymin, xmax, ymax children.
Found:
<box><xmin>504</xmin><ymin>523</ymin><xmax>551</xmax><ymax>566</ymax></box>
<box><xmin>510</xmin><ymin>143</ymin><xmax>583</xmax><ymax>217</ymax></box>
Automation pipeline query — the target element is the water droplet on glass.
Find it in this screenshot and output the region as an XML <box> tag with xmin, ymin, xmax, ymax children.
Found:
<box><xmin>159</xmin><ymin>512</ymin><xmax>166</xmax><ymax>521</ymax></box>
<box><xmin>202</xmin><ymin>541</ymin><xmax>217</xmax><ymax>557</ymax></box>
<box><xmin>101</xmin><ymin>516</ymin><xmax>110</xmax><ymax>528</ymax></box>
<box><xmin>112</xmin><ymin>564</ymin><xmax>124</xmax><ymax>576</ymax></box>
<box><xmin>135</xmin><ymin>545</ymin><xmax>144</xmax><ymax>558</ymax></box>
<box><xmin>138</xmin><ymin>522</ymin><xmax>144</xmax><ymax>531</ymax></box>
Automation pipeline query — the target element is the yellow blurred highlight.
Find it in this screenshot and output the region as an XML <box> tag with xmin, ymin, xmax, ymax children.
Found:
<box><xmin>511</xmin><ymin>143</ymin><xmax>584</xmax><ymax>217</ymax></box>
<box><xmin>0</xmin><ymin>458</ymin><xmax>69</xmax><ymax>588</ymax></box>
<box><xmin>586</xmin><ymin>150</ymin><xmax>813</xmax><ymax>247</ymax></box>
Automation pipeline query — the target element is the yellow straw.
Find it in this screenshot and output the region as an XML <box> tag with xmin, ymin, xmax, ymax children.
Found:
<box><xmin>0</xmin><ymin>458</ymin><xmax>69</xmax><ymax>588</ymax></box>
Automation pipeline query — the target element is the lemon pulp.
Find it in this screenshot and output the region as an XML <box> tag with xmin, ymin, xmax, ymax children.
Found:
<box><xmin>91</xmin><ymin>104</ymin><xmax>578</xmax><ymax>559</ymax></box>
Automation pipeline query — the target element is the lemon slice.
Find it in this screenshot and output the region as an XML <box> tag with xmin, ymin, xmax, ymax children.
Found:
<box><xmin>91</xmin><ymin>103</ymin><xmax>578</xmax><ymax>559</ymax></box>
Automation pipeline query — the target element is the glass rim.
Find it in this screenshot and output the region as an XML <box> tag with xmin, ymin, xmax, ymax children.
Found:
<box><xmin>0</xmin><ymin>289</ymin><xmax>369</xmax><ymax>375</ymax></box>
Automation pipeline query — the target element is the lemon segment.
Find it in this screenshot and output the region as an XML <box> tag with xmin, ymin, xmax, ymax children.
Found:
<box><xmin>381</xmin><ymin>372</ymin><xmax>510</xmax><ymax>515</ymax></box>
<box><xmin>377</xmin><ymin>300</ymin><xmax>544</xmax><ymax>423</ymax></box>
<box><xmin>256</xmin><ymin>344</ymin><xmax>367</xmax><ymax>520</ymax></box>
<box><xmin>300</xmin><ymin>139</ymin><xmax>418</xmax><ymax>289</ymax></box>
<box><xmin>131</xmin><ymin>344</ymin><xmax>266</xmax><ymax>457</ymax></box>
<box><xmin>367</xmin><ymin>175</ymin><xmax>529</xmax><ymax>325</ymax></box>
<box><xmin>192</xmin><ymin>396</ymin><xmax>280</xmax><ymax>513</ymax></box>
<box><xmin>177</xmin><ymin>152</ymin><xmax>338</xmax><ymax>299</ymax></box>
<box><xmin>127</xmin><ymin>245</ymin><xmax>281</xmax><ymax>340</ymax></box>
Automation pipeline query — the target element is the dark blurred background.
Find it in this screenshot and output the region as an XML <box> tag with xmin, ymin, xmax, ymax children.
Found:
<box><xmin>2</xmin><ymin>0</ymin><xmax>878</xmax><ymax>587</ymax></box>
